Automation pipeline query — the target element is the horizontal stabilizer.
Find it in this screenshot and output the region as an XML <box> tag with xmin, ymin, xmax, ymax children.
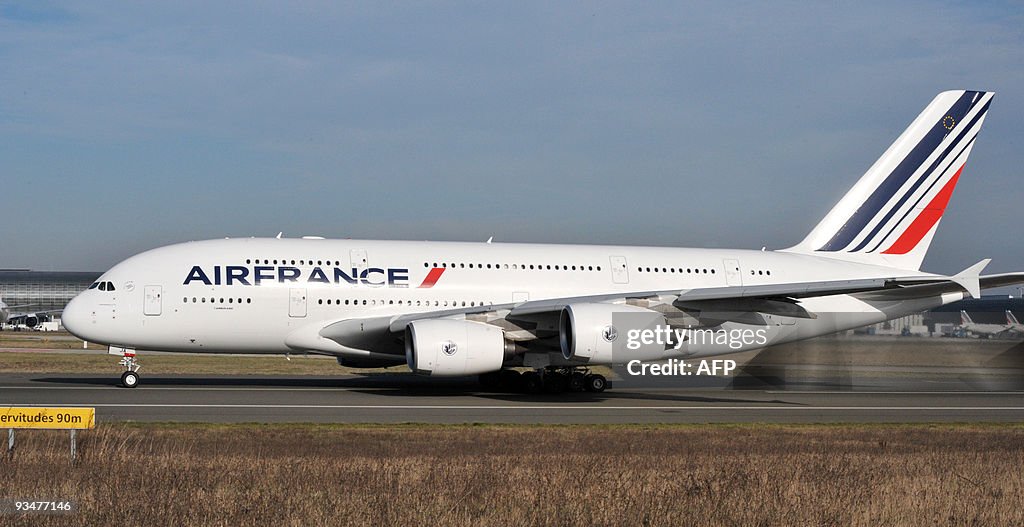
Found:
<box><xmin>952</xmin><ymin>259</ymin><xmax>990</xmax><ymax>299</ymax></box>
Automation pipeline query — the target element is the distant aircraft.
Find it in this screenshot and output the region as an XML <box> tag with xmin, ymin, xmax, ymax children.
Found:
<box><xmin>959</xmin><ymin>310</ymin><xmax>1012</xmax><ymax>338</ymax></box>
<box><xmin>0</xmin><ymin>295</ymin><xmax>59</xmax><ymax>329</ymax></box>
<box><xmin>62</xmin><ymin>90</ymin><xmax>1024</xmax><ymax>390</ymax></box>
<box><xmin>1005</xmin><ymin>310</ymin><xmax>1024</xmax><ymax>334</ymax></box>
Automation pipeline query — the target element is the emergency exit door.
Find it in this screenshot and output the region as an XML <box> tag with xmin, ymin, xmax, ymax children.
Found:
<box><xmin>350</xmin><ymin>249</ymin><xmax>368</xmax><ymax>275</ymax></box>
<box><xmin>143</xmin><ymin>285</ymin><xmax>162</xmax><ymax>316</ymax></box>
<box><xmin>723</xmin><ymin>259</ymin><xmax>743</xmax><ymax>286</ymax></box>
<box><xmin>289</xmin><ymin>288</ymin><xmax>307</xmax><ymax>318</ymax></box>
<box><xmin>609</xmin><ymin>256</ymin><xmax>629</xmax><ymax>284</ymax></box>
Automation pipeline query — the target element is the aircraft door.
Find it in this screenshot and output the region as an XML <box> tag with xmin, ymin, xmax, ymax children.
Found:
<box><xmin>289</xmin><ymin>288</ymin><xmax>307</xmax><ymax>318</ymax></box>
<box><xmin>609</xmin><ymin>256</ymin><xmax>629</xmax><ymax>284</ymax></box>
<box><xmin>143</xmin><ymin>285</ymin><xmax>162</xmax><ymax>316</ymax></box>
<box><xmin>350</xmin><ymin>249</ymin><xmax>368</xmax><ymax>276</ymax></box>
<box><xmin>723</xmin><ymin>259</ymin><xmax>743</xmax><ymax>286</ymax></box>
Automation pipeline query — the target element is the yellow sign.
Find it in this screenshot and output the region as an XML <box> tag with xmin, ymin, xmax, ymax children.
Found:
<box><xmin>0</xmin><ymin>407</ymin><xmax>95</xmax><ymax>429</ymax></box>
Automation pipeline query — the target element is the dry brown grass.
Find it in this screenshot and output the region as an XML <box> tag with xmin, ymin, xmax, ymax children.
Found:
<box><xmin>0</xmin><ymin>331</ymin><xmax>105</xmax><ymax>350</ymax></box>
<box><xmin>0</xmin><ymin>424</ymin><xmax>1022</xmax><ymax>526</ymax></box>
<box><xmin>0</xmin><ymin>351</ymin><xmax>378</xmax><ymax>375</ymax></box>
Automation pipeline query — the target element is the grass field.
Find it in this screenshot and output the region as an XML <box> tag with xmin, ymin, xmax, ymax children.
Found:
<box><xmin>0</xmin><ymin>330</ymin><xmax>404</xmax><ymax>375</ymax></box>
<box><xmin>0</xmin><ymin>424</ymin><xmax>1022</xmax><ymax>526</ymax></box>
<box><xmin>0</xmin><ymin>350</ymin><xmax>382</xmax><ymax>376</ymax></box>
<box><xmin>0</xmin><ymin>331</ymin><xmax>105</xmax><ymax>350</ymax></box>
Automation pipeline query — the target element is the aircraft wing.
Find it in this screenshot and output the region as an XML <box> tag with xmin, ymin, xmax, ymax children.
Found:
<box><xmin>507</xmin><ymin>276</ymin><xmax>949</xmax><ymax>317</ymax></box>
<box><xmin>7</xmin><ymin>309</ymin><xmax>63</xmax><ymax>317</ymax></box>
<box><xmin>306</xmin><ymin>270</ymin><xmax>1024</xmax><ymax>357</ymax></box>
<box><xmin>979</xmin><ymin>272</ymin><xmax>1024</xmax><ymax>290</ymax></box>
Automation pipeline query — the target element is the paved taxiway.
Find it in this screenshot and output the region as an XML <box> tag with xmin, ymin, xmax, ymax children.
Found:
<box><xmin>2</xmin><ymin>372</ymin><xmax>1024</xmax><ymax>423</ymax></box>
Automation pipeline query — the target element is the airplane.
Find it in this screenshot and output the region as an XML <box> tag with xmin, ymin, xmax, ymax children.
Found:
<box><xmin>62</xmin><ymin>89</ymin><xmax>1024</xmax><ymax>390</ymax></box>
<box><xmin>1005</xmin><ymin>310</ymin><xmax>1024</xmax><ymax>334</ymax></box>
<box><xmin>958</xmin><ymin>310</ymin><xmax>1013</xmax><ymax>338</ymax></box>
<box><xmin>0</xmin><ymin>295</ymin><xmax>57</xmax><ymax>330</ymax></box>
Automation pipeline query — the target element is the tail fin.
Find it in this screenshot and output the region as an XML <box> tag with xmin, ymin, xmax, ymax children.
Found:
<box><xmin>961</xmin><ymin>310</ymin><xmax>974</xmax><ymax>325</ymax></box>
<box><xmin>785</xmin><ymin>90</ymin><xmax>993</xmax><ymax>270</ymax></box>
<box><xmin>1007</xmin><ymin>310</ymin><xmax>1020</xmax><ymax>326</ymax></box>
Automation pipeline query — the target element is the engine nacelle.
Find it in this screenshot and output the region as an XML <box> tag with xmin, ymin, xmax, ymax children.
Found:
<box><xmin>405</xmin><ymin>319</ymin><xmax>506</xmax><ymax>376</ymax></box>
<box><xmin>560</xmin><ymin>303</ymin><xmax>667</xmax><ymax>364</ymax></box>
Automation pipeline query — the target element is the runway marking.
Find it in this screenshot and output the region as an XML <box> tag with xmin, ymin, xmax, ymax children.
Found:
<box><xmin>4</xmin><ymin>404</ymin><xmax>1024</xmax><ymax>411</ymax></box>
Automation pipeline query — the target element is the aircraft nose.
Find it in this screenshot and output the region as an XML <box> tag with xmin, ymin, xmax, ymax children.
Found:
<box><xmin>61</xmin><ymin>295</ymin><xmax>89</xmax><ymax>340</ymax></box>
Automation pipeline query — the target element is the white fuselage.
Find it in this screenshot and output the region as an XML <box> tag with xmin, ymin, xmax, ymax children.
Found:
<box><xmin>62</xmin><ymin>237</ymin><xmax>963</xmax><ymax>364</ymax></box>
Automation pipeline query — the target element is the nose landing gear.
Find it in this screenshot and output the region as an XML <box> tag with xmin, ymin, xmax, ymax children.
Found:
<box><xmin>116</xmin><ymin>349</ymin><xmax>141</xmax><ymax>388</ymax></box>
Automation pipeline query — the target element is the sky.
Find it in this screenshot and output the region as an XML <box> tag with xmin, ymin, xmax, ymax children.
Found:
<box><xmin>1</xmin><ymin>1</ymin><xmax>1022</xmax><ymax>275</ymax></box>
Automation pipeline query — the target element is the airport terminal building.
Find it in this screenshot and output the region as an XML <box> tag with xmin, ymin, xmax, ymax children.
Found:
<box><xmin>0</xmin><ymin>270</ymin><xmax>101</xmax><ymax>312</ymax></box>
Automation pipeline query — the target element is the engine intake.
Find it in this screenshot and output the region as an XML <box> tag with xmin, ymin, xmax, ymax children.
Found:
<box><xmin>405</xmin><ymin>319</ymin><xmax>506</xmax><ymax>376</ymax></box>
<box><xmin>560</xmin><ymin>303</ymin><xmax>667</xmax><ymax>364</ymax></box>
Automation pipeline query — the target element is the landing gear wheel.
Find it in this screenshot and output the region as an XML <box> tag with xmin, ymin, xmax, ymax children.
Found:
<box><xmin>120</xmin><ymin>370</ymin><xmax>140</xmax><ymax>388</ymax></box>
<box><xmin>584</xmin><ymin>374</ymin><xmax>606</xmax><ymax>393</ymax></box>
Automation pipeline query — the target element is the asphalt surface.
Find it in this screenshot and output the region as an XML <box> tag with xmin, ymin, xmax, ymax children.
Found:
<box><xmin>2</xmin><ymin>370</ymin><xmax>1024</xmax><ymax>423</ymax></box>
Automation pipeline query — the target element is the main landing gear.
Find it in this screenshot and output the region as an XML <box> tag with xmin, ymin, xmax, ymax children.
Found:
<box><xmin>117</xmin><ymin>350</ymin><xmax>141</xmax><ymax>388</ymax></box>
<box><xmin>478</xmin><ymin>367</ymin><xmax>609</xmax><ymax>394</ymax></box>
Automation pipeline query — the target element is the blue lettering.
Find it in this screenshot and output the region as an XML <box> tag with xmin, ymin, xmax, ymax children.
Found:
<box><xmin>183</xmin><ymin>266</ymin><xmax>212</xmax><ymax>286</ymax></box>
<box><xmin>254</xmin><ymin>266</ymin><xmax>275</xmax><ymax>285</ymax></box>
<box><xmin>226</xmin><ymin>266</ymin><xmax>251</xmax><ymax>286</ymax></box>
<box><xmin>185</xmin><ymin>265</ymin><xmax>414</xmax><ymax>287</ymax></box>
<box><xmin>388</xmin><ymin>268</ymin><xmax>408</xmax><ymax>286</ymax></box>
<box><xmin>361</xmin><ymin>268</ymin><xmax>385</xmax><ymax>286</ymax></box>
<box><xmin>333</xmin><ymin>268</ymin><xmax>358</xmax><ymax>285</ymax></box>
<box><xmin>278</xmin><ymin>267</ymin><xmax>300</xmax><ymax>282</ymax></box>
<box><xmin>308</xmin><ymin>267</ymin><xmax>329</xmax><ymax>283</ymax></box>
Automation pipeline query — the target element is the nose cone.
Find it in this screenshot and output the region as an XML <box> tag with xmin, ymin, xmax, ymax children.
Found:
<box><xmin>61</xmin><ymin>295</ymin><xmax>89</xmax><ymax>340</ymax></box>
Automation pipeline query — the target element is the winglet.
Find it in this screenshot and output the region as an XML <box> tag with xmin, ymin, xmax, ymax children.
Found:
<box><xmin>953</xmin><ymin>258</ymin><xmax>990</xmax><ymax>299</ymax></box>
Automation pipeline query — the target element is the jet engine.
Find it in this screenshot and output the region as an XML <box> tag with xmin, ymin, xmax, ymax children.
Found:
<box><xmin>405</xmin><ymin>319</ymin><xmax>506</xmax><ymax>376</ymax></box>
<box><xmin>560</xmin><ymin>303</ymin><xmax>667</xmax><ymax>364</ymax></box>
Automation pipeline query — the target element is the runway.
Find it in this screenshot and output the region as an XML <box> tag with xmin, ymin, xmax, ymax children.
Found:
<box><xmin>2</xmin><ymin>372</ymin><xmax>1024</xmax><ymax>423</ymax></box>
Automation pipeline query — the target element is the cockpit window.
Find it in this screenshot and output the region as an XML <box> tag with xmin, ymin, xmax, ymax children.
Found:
<box><xmin>88</xmin><ymin>282</ymin><xmax>99</xmax><ymax>290</ymax></box>
<box><xmin>106</xmin><ymin>282</ymin><xmax>115</xmax><ymax>291</ymax></box>
<box><xmin>99</xmin><ymin>282</ymin><xmax>107</xmax><ymax>291</ymax></box>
